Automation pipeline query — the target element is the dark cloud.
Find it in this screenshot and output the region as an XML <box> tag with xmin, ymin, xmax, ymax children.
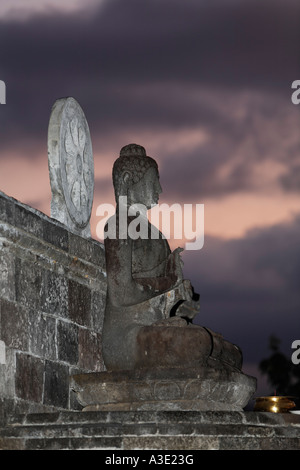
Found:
<box><xmin>0</xmin><ymin>0</ymin><xmax>299</xmax><ymax>150</ymax></box>
<box><xmin>160</xmin><ymin>101</ymin><xmax>300</xmax><ymax>200</ymax></box>
<box><xmin>280</xmin><ymin>164</ymin><xmax>300</xmax><ymax>192</ymax></box>
<box><xmin>160</xmin><ymin>141</ymin><xmax>254</xmax><ymax>201</ymax></box>
<box><xmin>0</xmin><ymin>0</ymin><xmax>299</xmax><ymax>208</ymax></box>
<box><xmin>183</xmin><ymin>215</ymin><xmax>300</xmax><ymax>364</ymax></box>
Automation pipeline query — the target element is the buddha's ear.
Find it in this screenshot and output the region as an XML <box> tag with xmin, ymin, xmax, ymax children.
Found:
<box><xmin>118</xmin><ymin>171</ymin><xmax>131</xmax><ymax>196</ymax></box>
<box><xmin>122</xmin><ymin>171</ymin><xmax>131</xmax><ymax>184</ymax></box>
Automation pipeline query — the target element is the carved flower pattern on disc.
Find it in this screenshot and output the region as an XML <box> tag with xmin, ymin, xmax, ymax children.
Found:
<box><xmin>48</xmin><ymin>96</ymin><xmax>94</xmax><ymax>232</ymax></box>
<box><xmin>64</xmin><ymin>117</ymin><xmax>89</xmax><ymax>212</ymax></box>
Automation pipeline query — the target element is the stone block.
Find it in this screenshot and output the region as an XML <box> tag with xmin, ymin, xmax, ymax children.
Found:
<box><xmin>121</xmin><ymin>422</ymin><xmax>159</xmax><ymax>436</ymax></box>
<box><xmin>198</xmin><ymin>410</ymin><xmax>244</xmax><ymax>424</ymax></box>
<box><xmin>122</xmin><ymin>435</ymin><xmax>219</xmax><ymax>450</ymax></box>
<box><xmin>0</xmin><ymin>299</ymin><xmax>29</xmax><ymax>351</ymax></box>
<box><xmin>26</xmin><ymin>437</ymin><xmax>70</xmax><ymax>450</ymax></box>
<box><xmin>44</xmin><ymin>360</ymin><xmax>69</xmax><ymax>408</ymax></box>
<box><xmin>29</xmin><ymin>312</ymin><xmax>56</xmax><ymax>360</ymax></box>
<box><xmin>68</xmin><ymin>279</ymin><xmax>91</xmax><ymax>327</ymax></box>
<box><xmin>69</xmin><ymin>437</ymin><xmax>122</xmax><ymax>450</ymax></box>
<box><xmin>103</xmin><ymin>410</ymin><xmax>151</xmax><ymax>425</ymax></box>
<box><xmin>71</xmin><ymin>366</ymin><xmax>256</xmax><ymax>412</ymax></box>
<box><xmin>219</xmin><ymin>436</ymin><xmax>261</xmax><ymax>450</ymax></box>
<box><xmin>260</xmin><ymin>437</ymin><xmax>300</xmax><ymax>450</ymax></box>
<box><xmin>57</xmin><ymin>320</ymin><xmax>78</xmax><ymax>365</ymax></box>
<box><xmin>0</xmin><ymin>437</ymin><xmax>26</xmax><ymax>450</ymax></box>
<box><xmin>0</xmin><ymin>250</ymin><xmax>15</xmax><ymax>301</ymax></box>
<box><xmin>14</xmin><ymin>204</ymin><xmax>43</xmax><ymax>238</ymax></box>
<box><xmin>0</xmin><ymin>340</ymin><xmax>5</xmax><ymax>364</ymax></box>
<box><xmin>15</xmin><ymin>353</ymin><xmax>44</xmax><ymax>403</ymax></box>
<box><xmin>78</xmin><ymin>328</ymin><xmax>103</xmax><ymax>372</ymax></box>
<box><xmin>0</xmin><ymin>349</ymin><xmax>15</xmax><ymax>398</ymax></box>
<box><xmin>41</xmin><ymin>269</ymin><xmax>68</xmax><ymax>317</ymax></box>
<box><xmin>69</xmin><ymin>233</ymin><xmax>96</xmax><ymax>264</ymax></box>
<box><xmin>91</xmin><ymin>289</ymin><xmax>105</xmax><ymax>333</ymax></box>
<box><xmin>69</xmin><ymin>233</ymin><xmax>103</xmax><ymax>264</ymax></box>
<box><xmin>0</xmin><ymin>193</ymin><xmax>15</xmax><ymax>224</ymax></box>
<box><xmin>42</xmin><ymin>219</ymin><xmax>69</xmax><ymax>252</ymax></box>
<box><xmin>15</xmin><ymin>257</ymin><xmax>43</xmax><ymax>310</ymax></box>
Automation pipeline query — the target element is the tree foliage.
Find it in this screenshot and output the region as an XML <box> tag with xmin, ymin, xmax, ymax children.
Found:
<box><xmin>259</xmin><ymin>336</ymin><xmax>300</xmax><ymax>405</ymax></box>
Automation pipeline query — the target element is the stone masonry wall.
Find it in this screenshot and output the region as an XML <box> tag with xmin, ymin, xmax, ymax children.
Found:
<box><xmin>0</xmin><ymin>191</ymin><xmax>106</xmax><ymax>418</ymax></box>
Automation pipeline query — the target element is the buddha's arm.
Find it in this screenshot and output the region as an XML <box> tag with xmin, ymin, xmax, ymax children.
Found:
<box><xmin>134</xmin><ymin>247</ymin><xmax>184</xmax><ymax>291</ymax></box>
<box><xmin>134</xmin><ymin>276</ymin><xmax>176</xmax><ymax>292</ymax></box>
<box><xmin>105</xmin><ymin>237</ymin><xmax>160</xmax><ymax>307</ymax></box>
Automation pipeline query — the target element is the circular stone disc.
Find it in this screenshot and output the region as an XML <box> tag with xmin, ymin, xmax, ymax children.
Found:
<box><xmin>48</xmin><ymin>97</ymin><xmax>94</xmax><ymax>229</ymax></box>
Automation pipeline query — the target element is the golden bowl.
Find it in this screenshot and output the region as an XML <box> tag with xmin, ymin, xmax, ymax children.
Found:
<box><xmin>254</xmin><ymin>396</ymin><xmax>296</xmax><ymax>413</ymax></box>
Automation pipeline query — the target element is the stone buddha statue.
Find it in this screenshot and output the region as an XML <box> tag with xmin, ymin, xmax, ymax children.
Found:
<box><xmin>102</xmin><ymin>143</ymin><xmax>243</xmax><ymax>373</ymax></box>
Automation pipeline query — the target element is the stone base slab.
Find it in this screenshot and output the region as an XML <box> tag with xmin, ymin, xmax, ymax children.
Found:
<box><xmin>1</xmin><ymin>410</ymin><xmax>300</xmax><ymax>450</ymax></box>
<box><xmin>70</xmin><ymin>362</ymin><xmax>257</xmax><ymax>412</ymax></box>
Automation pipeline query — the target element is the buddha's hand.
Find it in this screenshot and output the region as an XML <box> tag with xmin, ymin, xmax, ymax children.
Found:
<box><xmin>175</xmin><ymin>299</ymin><xmax>200</xmax><ymax>320</ymax></box>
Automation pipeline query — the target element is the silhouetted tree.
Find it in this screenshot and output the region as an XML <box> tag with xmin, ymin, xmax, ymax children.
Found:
<box><xmin>259</xmin><ymin>336</ymin><xmax>300</xmax><ymax>406</ymax></box>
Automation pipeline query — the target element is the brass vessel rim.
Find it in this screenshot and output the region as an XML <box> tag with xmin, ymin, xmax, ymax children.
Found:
<box><xmin>255</xmin><ymin>396</ymin><xmax>297</xmax><ymax>400</ymax></box>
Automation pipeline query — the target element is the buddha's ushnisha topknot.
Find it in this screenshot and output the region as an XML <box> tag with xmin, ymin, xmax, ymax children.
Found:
<box><xmin>119</xmin><ymin>143</ymin><xmax>147</xmax><ymax>158</ymax></box>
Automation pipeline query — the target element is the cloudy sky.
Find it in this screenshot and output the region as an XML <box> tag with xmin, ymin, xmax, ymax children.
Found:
<box><xmin>0</xmin><ymin>0</ymin><xmax>300</xmax><ymax>396</ymax></box>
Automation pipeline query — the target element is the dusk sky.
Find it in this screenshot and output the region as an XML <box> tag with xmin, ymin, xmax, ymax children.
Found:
<box><xmin>1</xmin><ymin>0</ymin><xmax>300</xmax><ymax>396</ymax></box>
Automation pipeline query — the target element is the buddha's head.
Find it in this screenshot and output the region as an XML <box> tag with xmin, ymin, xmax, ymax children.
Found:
<box><xmin>113</xmin><ymin>143</ymin><xmax>162</xmax><ymax>209</ymax></box>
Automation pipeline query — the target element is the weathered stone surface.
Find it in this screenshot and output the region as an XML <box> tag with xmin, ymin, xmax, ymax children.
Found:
<box><xmin>44</xmin><ymin>361</ymin><xmax>69</xmax><ymax>408</ymax></box>
<box><xmin>0</xmin><ymin>299</ymin><xmax>29</xmax><ymax>351</ymax></box>
<box><xmin>47</xmin><ymin>97</ymin><xmax>94</xmax><ymax>237</ymax></box>
<box><xmin>102</xmin><ymin>144</ymin><xmax>248</xmax><ymax>375</ymax></box>
<box><xmin>78</xmin><ymin>328</ymin><xmax>103</xmax><ymax>371</ymax></box>
<box><xmin>15</xmin><ymin>353</ymin><xmax>44</xmax><ymax>402</ymax></box>
<box><xmin>40</xmin><ymin>269</ymin><xmax>69</xmax><ymax>317</ymax></box>
<box><xmin>42</xmin><ymin>218</ymin><xmax>69</xmax><ymax>251</ymax></box>
<box><xmin>0</xmin><ymin>349</ymin><xmax>15</xmax><ymax>398</ymax></box>
<box><xmin>91</xmin><ymin>289</ymin><xmax>106</xmax><ymax>333</ymax></box>
<box><xmin>135</xmin><ymin>324</ymin><xmax>242</xmax><ymax>370</ymax></box>
<box><xmin>69</xmin><ymin>232</ymin><xmax>104</xmax><ymax>265</ymax></box>
<box><xmin>15</xmin><ymin>257</ymin><xmax>43</xmax><ymax>310</ymax></box>
<box><xmin>100</xmin><ymin>143</ymin><xmax>256</xmax><ymax>412</ymax></box>
<box><xmin>57</xmin><ymin>320</ymin><xmax>79</xmax><ymax>365</ymax></box>
<box><xmin>0</xmin><ymin>190</ymin><xmax>106</xmax><ymax>415</ymax></box>
<box><xmin>29</xmin><ymin>311</ymin><xmax>56</xmax><ymax>360</ymax></box>
<box><xmin>0</xmin><ymin>340</ymin><xmax>5</xmax><ymax>365</ymax></box>
<box><xmin>0</xmin><ymin>194</ymin><xmax>15</xmax><ymax>223</ymax></box>
<box><xmin>1</xmin><ymin>410</ymin><xmax>300</xmax><ymax>450</ymax></box>
<box><xmin>14</xmin><ymin>203</ymin><xmax>44</xmax><ymax>238</ymax></box>
<box><xmin>71</xmin><ymin>363</ymin><xmax>256</xmax><ymax>412</ymax></box>
<box><xmin>68</xmin><ymin>279</ymin><xmax>92</xmax><ymax>327</ymax></box>
<box><xmin>0</xmin><ymin>250</ymin><xmax>15</xmax><ymax>301</ymax></box>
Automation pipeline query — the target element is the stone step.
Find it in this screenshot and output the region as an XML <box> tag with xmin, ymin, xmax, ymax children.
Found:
<box><xmin>1</xmin><ymin>410</ymin><xmax>300</xmax><ymax>450</ymax></box>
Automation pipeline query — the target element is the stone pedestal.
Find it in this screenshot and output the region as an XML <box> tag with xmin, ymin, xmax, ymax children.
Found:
<box><xmin>1</xmin><ymin>409</ymin><xmax>300</xmax><ymax>450</ymax></box>
<box><xmin>71</xmin><ymin>359</ymin><xmax>256</xmax><ymax>412</ymax></box>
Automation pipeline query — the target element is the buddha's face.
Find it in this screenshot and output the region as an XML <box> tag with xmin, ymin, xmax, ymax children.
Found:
<box><xmin>127</xmin><ymin>166</ymin><xmax>162</xmax><ymax>209</ymax></box>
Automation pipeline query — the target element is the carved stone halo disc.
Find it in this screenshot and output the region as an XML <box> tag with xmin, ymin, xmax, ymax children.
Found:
<box><xmin>48</xmin><ymin>97</ymin><xmax>94</xmax><ymax>229</ymax></box>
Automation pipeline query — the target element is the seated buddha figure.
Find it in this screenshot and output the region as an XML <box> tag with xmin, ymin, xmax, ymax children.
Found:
<box><xmin>102</xmin><ymin>144</ymin><xmax>242</xmax><ymax>372</ymax></box>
